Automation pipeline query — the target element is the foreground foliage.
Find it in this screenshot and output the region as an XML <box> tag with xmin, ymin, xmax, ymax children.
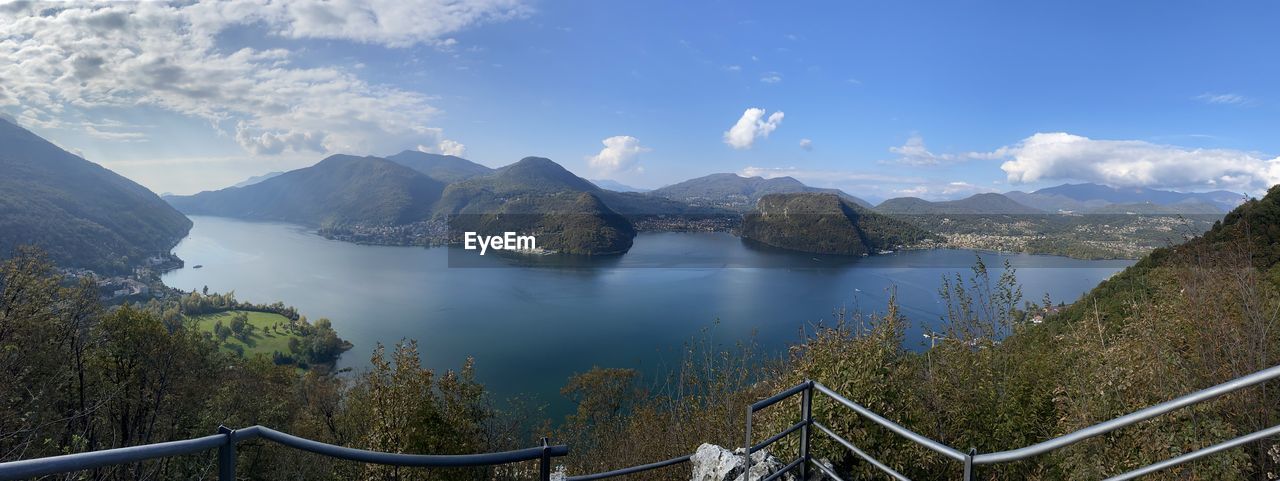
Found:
<box><xmin>2</xmin><ymin>186</ymin><xmax>1279</xmax><ymax>480</ymax></box>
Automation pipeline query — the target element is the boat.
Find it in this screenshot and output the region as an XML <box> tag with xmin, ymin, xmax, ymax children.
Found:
<box><xmin>193</xmin><ymin>265</ymin><xmax>203</xmax><ymax>269</ymax></box>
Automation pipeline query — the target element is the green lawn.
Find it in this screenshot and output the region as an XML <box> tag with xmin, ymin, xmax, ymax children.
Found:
<box><xmin>189</xmin><ymin>310</ymin><xmax>298</xmax><ymax>358</ymax></box>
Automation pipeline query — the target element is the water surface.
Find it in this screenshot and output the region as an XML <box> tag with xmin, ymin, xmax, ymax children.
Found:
<box><xmin>164</xmin><ymin>216</ymin><xmax>1132</xmax><ymax>413</ymax></box>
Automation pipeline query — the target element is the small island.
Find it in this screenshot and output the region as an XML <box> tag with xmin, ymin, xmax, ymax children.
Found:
<box><xmin>740</xmin><ymin>192</ymin><xmax>936</xmax><ymax>256</ymax></box>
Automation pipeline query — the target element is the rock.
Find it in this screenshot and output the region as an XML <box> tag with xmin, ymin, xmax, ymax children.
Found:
<box><xmin>550</xmin><ymin>465</ymin><xmax>567</xmax><ymax>481</ymax></box>
<box><xmin>688</xmin><ymin>443</ymin><xmax>798</xmax><ymax>481</ymax></box>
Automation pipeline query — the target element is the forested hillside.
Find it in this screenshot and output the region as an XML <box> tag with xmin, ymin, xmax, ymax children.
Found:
<box><xmin>166</xmin><ymin>155</ymin><xmax>446</xmax><ymax>227</ymax></box>
<box><xmin>3</xmin><ymin>187</ymin><xmax>1278</xmax><ymax>480</ymax></box>
<box><xmin>0</xmin><ymin>119</ymin><xmax>191</xmax><ymax>274</ymax></box>
<box><xmin>651</xmin><ymin>173</ymin><xmax>874</xmax><ymax>211</ymax></box>
<box><xmin>740</xmin><ymin>193</ymin><xmax>934</xmax><ymax>256</ymax></box>
<box><xmin>385</xmin><ymin>150</ymin><xmax>494</xmax><ymax>183</ymax></box>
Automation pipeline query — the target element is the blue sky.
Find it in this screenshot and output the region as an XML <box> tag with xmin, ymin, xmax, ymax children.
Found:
<box><xmin>2</xmin><ymin>1</ymin><xmax>1278</xmax><ymax>201</ymax></box>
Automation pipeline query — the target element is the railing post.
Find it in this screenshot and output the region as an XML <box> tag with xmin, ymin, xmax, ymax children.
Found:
<box><xmin>744</xmin><ymin>406</ymin><xmax>753</xmax><ymax>481</ymax></box>
<box><xmin>539</xmin><ymin>437</ymin><xmax>551</xmax><ymax>481</ymax></box>
<box><xmin>800</xmin><ymin>382</ymin><xmax>812</xmax><ymax>480</ymax></box>
<box><xmin>217</xmin><ymin>425</ymin><xmax>236</xmax><ymax>481</ymax></box>
<box><xmin>963</xmin><ymin>447</ymin><xmax>976</xmax><ymax>481</ymax></box>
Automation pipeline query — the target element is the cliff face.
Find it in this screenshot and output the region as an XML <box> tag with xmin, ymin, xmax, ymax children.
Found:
<box><xmin>740</xmin><ymin>193</ymin><xmax>933</xmax><ymax>256</ymax></box>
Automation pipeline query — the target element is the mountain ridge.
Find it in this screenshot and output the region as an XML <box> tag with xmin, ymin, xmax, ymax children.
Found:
<box><xmin>650</xmin><ymin>173</ymin><xmax>874</xmax><ymax>211</ymax></box>
<box><xmin>385</xmin><ymin>150</ymin><xmax>494</xmax><ymax>183</ymax></box>
<box><xmin>741</xmin><ymin>192</ymin><xmax>935</xmax><ymax>256</ymax></box>
<box><xmin>0</xmin><ymin>118</ymin><xmax>192</xmax><ymax>273</ymax></box>
<box><xmin>166</xmin><ymin>154</ymin><xmax>446</xmax><ymax>227</ymax></box>
<box><xmin>875</xmin><ymin>192</ymin><xmax>1044</xmax><ymax>215</ymax></box>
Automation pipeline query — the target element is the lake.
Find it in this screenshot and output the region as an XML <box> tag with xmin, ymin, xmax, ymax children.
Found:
<box><xmin>163</xmin><ymin>216</ymin><xmax>1132</xmax><ymax>415</ymax></box>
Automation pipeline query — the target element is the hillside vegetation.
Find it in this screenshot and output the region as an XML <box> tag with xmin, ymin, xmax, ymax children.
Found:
<box><xmin>875</xmin><ymin>192</ymin><xmax>1044</xmax><ymax>215</ymax></box>
<box><xmin>740</xmin><ymin>193</ymin><xmax>935</xmax><ymax>256</ymax></box>
<box><xmin>652</xmin><ymin>173</ymin><xmax>873</xmax><ymax>211</ymax></box>
<box><xmin>166</xmin><ymin>155</ymin><xmax>446</xmax><ymax>227</ymax></box>
<box><xmin>1</xmin><ymin>187</ymin><xmax>1278</xmax><ymax>480</ymax></box>
<box><xmin>385</xmin><ymin>150</ymin><xmax>494</xmax><ymax>183</ymax></box>
<box><xmin>0</xmin><ymin>118</ymin><xmax>191</xmax><ymax>273</ymax></box>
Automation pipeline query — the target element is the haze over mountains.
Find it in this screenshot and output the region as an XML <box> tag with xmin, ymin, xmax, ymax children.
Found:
<box><xmin>875</xmin><ymin>193</ymin><xmax>1043</xmax><ymax>215</ymax></box>
<box><xmin>875</xmin><ymin>184</ymin><xmax>1244</xmax><ymax>215</ymax></box>
<box><xmin>0</xmin><ymin>115</ymin><xmax>1250</xmax><ymax>266</ymax></box>
<box><xmin>166</xmin><ymin>155</ymin><xmax>447</xmax><ymax>227</ymax></box>
<box><xmin>650</xmin><ymin>173</ymin><xmax>874</xmax><ymax>211</ymax></box>
<box><xmin>385</xmin><ymin>150</ymin><xmax>494</xmax><ymax>183</ymax></box>
<box><xmin>0</xmin><ymin>118</ymin><xmax>191</xmax><ymax>273</ymax></box>
<box><xmin>1002</xmin><ymin>183</ymin><xmax>1243</xmax><ymax>214</ymax></box>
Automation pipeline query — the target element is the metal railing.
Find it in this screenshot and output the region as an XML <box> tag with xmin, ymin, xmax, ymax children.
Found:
<box><xmin>566</xmin><ymin>364</ymin><xmax>1280</xmax><ymax>480</ymax></box>
<box><xmin>0</xmin><ymin>425</ymin><xmax>568</xmax><ymax>481</ymax></box>
<box><xmin>741</xmin><ymin>364</ymin><xmax>1280</xmax><ymax>481</ymax></box>
<box><xmin>5</xmin><ymin>365</ymin><xmax>1279</xmax><ymax>480</ymax></box>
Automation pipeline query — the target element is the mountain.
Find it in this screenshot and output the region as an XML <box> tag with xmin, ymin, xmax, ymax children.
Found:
<box><xmin>1084</xmin><ymin>201</ymin><xmax>1223</xmax><ymax>215</ymax></box>
<box><xmin>433</xmin><ymin>157</ymin><xmax>637</xmax><ymax>254</ymax></box>
<box><xmin>447</xmin><ymin>191</ymin><xmax>635</xmax><ymax>256</ymax></box>
<box><xmin>166</xmin><ymin>155</ymin><xmax>446</xmax><ymax>227</ymax></box>
<box><xmin>0</xmin><ymin>118</ymin><xmax>192</xmax><ymax>273</ymax></box>
<box><xmin>385</xmin><ymin>150</ymin><xmax>493</xmax><ymax>183</ymax></box>
<box><xmin>434</xmin><ymin>156</ymin><xmax>715</xmax><ymax>217</ymax></box>
<box><xmin>590</xmin><ymin>179</ymin><xmax>649</xmax><ymax>192</ymax></box>
<box><xmin>232</xmin><ymin>171</ymin><xmax>283</xmax><ymax>188</ymax></box>
<box><xmin>1007</xmin><ymin>183</ymin><xmax>1244</xmax><ymax>213</ymax></box>
<box><xmin>875</xmin><ymin>193</ymin><xmax>1044</xmax><ymax>215</ymax></box>
<box><xmin>650</xmin><ymin>173</ymin><xmax>873</xmax><ymax>211</ymax></box>
<box><xmin>1062</xmin><ymin>185</ymin><xmax>1279</xmax><ymax>326</ymax></box>
<box><xmin>740</xmin><ymin>193</ymin><xmax>935</xmax><ymax>256</ymax></box>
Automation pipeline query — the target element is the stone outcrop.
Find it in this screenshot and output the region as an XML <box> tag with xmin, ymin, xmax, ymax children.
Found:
<box><xmin>688</xmin><ymin>443</ymin><xmax>803</xmax><ymax>481</ymax></box>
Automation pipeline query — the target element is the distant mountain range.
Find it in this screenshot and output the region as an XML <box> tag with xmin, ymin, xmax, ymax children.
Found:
<box><xmin>166</xmin><ymin>155</ymin><xmax>446</xmax><ymax>227</ymax></box>
<box><xmin>873</xmin><ymin>184</ymin><xmax>1244</xmax><ymax>216</ymax></box>
<box><xmin>160</xmin><ymin>143</ymin><xmax>1246</xmax><ymax>258</ymax></box>
<box><xmin>876</xmin><ymin>193</ymin><xmax>1043</xmax><ymax>215</ymax></box>
<box><xmin>589</xmin><ymin>179</ymin><xmax>649</xmax><ymax>192</ymax></box>
<box><xmin>741</xmin><ymin>193</ymin><xmax>934</xmax><ymax>256</ymax></box>
<box><xmin>1004</xmin><ymin>183</ymin><xmax>1243</xmax><ymax>214</ymax></box>
<box><xmin>0</xmin><ymin>118</ymin><xmax>191</xmax><ymax>273</ymax></box>
<box><xmin>232</xmin><ymin>171</ymin><xmax>283</xmax><ymax>188</ymax></box>
<box><xmin>650</xmin><ymin>173</ymin><xmax>873</xmax><ymax>211</ymax></box>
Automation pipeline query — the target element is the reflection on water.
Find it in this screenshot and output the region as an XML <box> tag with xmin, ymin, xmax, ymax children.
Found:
<box><xmin>164</xmin><ymin>216</ymin><xmax>1132</xmax><ymax>416</ymax></box>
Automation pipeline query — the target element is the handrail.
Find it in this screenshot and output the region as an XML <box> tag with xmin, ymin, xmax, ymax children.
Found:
<box><xmin>565</xmin><ymin>454</ymin><xmax>691</xmax><ymax>481</ymax></box>
<box><xmin>812</xmin><ymin>381</ymin><xmax>968</xmax><ymax>462</ymax></box>
<box><xmin>738</xmin><ymin>363</ymin><xmax>1280</xmax><ymax>480</ymax></box>
<box><xmin>239</xmin><ymin>425</ymin><xmax>567</xmax><ymax>467</ymax></box>
<box><xmin>0</xmin><ymin>434</ymin><xmax>228</xmax><ymax>480</ymax></box>
<box><xmin>973</xmin><ymin>363</ymin><xmax>1280</xmax><ymax>464</ymax></box>
<box><xmin>0</xmin><ymin>425</ymin><xmax>567</xmax><ymax>481</ymax></box>
<box><xmin>1102</xmin><ymin>424</ymin><xmax>1280</xmax><ymax>481</ymax></box>
<box><xmin>7</xmin><ymin>363</ymin><xmax>1280</xmax><ymax>481</ymax></box>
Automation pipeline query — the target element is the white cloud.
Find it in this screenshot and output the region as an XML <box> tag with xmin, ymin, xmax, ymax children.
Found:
<box><xmin>997</xmin><ymin>132</ymin><xmax>1280</xmax><ymax>193</ymax></box>
<box><xmin>799</xmin><ymin>138</ymin><xmax>813</xmax><ymax>151</ymax></box>
<box><xmin>84</xmin><ymin>125</ymin><xmax>148</xmax><ymax>142</ymax></box>
<box><xmin>417</xmin><ymin>139</ymin><xmax>467</xmax><ymax>157</ymax></box>
<box><xmin>724</xmin><ymin>108</ymin><xmax>783</xmax><ymax>150</ymax></box>
<box><xmin>0</xmin><ymin>1</ymin><xmax>524</xmax><ymax>157</ymax></box>
<box><xmin>1195</xmin><ymin>92</ymin><xmax>1252</xmax><ymax>105</ymax></box>
<box><xmin>437</xmin><ymin>139</ymin><xmax>467</xmax><ymax>156</ymax></box>
<box><xmin>235</xmin><ymin>122</ymin><xmax>325</xmax><ymax>155</ymax></box>
<box><xmin>190</xmin><ymin>0</ymin><xmax>530</xmax><ymax>49</ymax></box>
<box><xmin>740</xmin><ymin>166</ymin><xmax>922</xmax><ymax>185</ymax></box>
<box><xmin>587</xmin><ymin>135</ymin><xmax>650</xmax><ymax>174</ymax></box>
<box><xmin>886</xmin><ymin>134</ymin><xmax>1000</xmax><ymax>166</ymax></box>
<box><xmin>760</xmin><ymin>72</ymin><xmax>782</xmax><ymax>84</ymax></box>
